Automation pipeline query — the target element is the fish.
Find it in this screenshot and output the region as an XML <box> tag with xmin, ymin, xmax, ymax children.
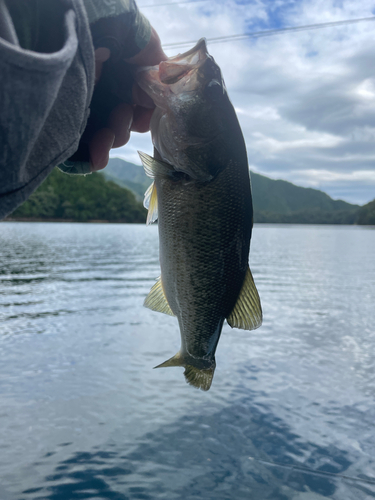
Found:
<box><xmin>135</xmin><ymin>39</ymin><xmax>262</xmax><ymax>391</ymax></box>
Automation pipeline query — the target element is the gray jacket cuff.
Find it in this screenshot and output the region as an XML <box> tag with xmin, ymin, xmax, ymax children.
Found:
<box><xmin>57</xmin><ymin>160</ymin><xmax>92</xmax><ymax>175</ymax></box>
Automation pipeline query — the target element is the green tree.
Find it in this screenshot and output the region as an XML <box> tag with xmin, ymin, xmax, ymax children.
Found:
<box><xmin>356</xmin><ymin>199</ymin><xmax>375</xmax><ymax>225</ymax></box>
<box><xmin>10</xmin><ymin>168</ymin><xmax>147</xmax><ymax>223</ymax></box>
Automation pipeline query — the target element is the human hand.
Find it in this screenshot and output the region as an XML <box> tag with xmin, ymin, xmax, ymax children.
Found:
<box><xmin>91</xmin><ymin>28</ymin><xmax>166</xmax><ymax>169</ymax></box>
<box><xmin>72</xmin><ymin>28</ymin><xmax>167</xmax><ymax>172</ymax></box>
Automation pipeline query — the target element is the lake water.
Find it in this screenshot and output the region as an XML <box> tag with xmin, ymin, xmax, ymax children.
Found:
<box><xmin>0</xmin><ymin>222</ymin><xmax>374</xmax><ymax>500</ymax></box>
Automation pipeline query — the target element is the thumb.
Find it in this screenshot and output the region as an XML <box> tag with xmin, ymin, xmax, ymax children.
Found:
<box><xmin>94</xmin><ymin>47</ymin><xmax>110</xmax><ymax>83</ymax></box>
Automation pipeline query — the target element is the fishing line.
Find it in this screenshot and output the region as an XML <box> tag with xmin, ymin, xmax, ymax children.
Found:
<box><xmin>139</xmin><ymin>0</ymin><xmax>207</xmax><ymax>7</ymax></box>
<box><xmin>161</xmin><ymin>16</ymin><xmax>375</xmax><ymax>49</ymax></box>
<box><xmin>247</xmin><ymin>455</ymin><xmax>375</xmax><ymax>486</ymax></box>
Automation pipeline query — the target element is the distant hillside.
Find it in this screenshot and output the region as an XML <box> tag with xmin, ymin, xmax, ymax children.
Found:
<box><xmin>106</xmin><ymin>157</ymin><xmax>360</xmax><ymax>224</ymax></box>
<box><xmin>250</xmin><ymin>171</ymin><xmax>359</xmax><ymax>224</ymax></box>
<box><xmin>356</xmin><ymin>198</ymin><xmax>375</xmax><ymax>225</ymax></box>
<box><xmin>250</xmin><ymin>171</ymin><xmax>357</xmax><ymax>214</ymax></box>
<box><xmin>104</xmin><ymin>157</ymin><xmax>152</xmax><ymax>200</ymax></box>
<box><xmin>6</xmin><ymin>159</ymin><xmax>369</xmax><ymax>225</ymax></box>
<box><xmin>6</xmin><ymin>168</ymin><xmax>146</xmax><ymax>223</ymax></box>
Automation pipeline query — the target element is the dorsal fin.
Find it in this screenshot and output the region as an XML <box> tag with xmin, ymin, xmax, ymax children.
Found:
<box><xmin>227</xmin><ymin>266</ymin><xmax>262</xmax><ymax>330</ymax></box>
<box><xmin>144</xmin><ymin>277</ymin><xmax>174</xmax><ymax>316</ymax></box>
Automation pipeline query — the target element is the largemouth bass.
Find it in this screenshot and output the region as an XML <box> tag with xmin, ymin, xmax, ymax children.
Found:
<box><xmin>136</xmin><ymin>39</ymin><xmax>262</xmax><ymax>391</ymax></box>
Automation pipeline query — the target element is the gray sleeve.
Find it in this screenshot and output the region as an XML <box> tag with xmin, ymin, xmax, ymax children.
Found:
<box><xmin>83</xmin><ymin>0</ymin><xmax>151</xmax><ymax>54</ymax></box>
<box><xmin>57</xmin><ymin>0</ymin><xmax>152</xmax><ymax>177</ymax></box>
<box><xmin>0</xmin><ymin>0</ymin><xmax>95</xmax><ymax>221</ymax></box>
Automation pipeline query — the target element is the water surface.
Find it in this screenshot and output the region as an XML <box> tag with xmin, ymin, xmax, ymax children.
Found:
<box><xmin>0</xmin><ymin>222</ymin><xmax>374</xmax><ymax>499</ymax></box>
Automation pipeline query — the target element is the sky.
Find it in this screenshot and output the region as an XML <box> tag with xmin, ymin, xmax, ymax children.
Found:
<box><xmin>112</xmin><ymin>0</ymin><xmax>375</xmax><ymax>206</ymax></box>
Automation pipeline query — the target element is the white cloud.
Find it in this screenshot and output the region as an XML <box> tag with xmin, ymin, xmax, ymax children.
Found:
<box><xmin>250</xmin><ymin>130</ymin><xmax>343</xmax><ymax>153</ymax></box>
<box><xmin>293</xmin><ymin>169</ymin><xmax>375</xmax><ymax>182</ymax></box>
<box><xmin>356</xmin><ymin>78</ymin><xmax>375</xmax><ymax>101</ymax></box>
<box><xmin>111</xmin><ymin>0</ymin><xmax>375</xmax><ymax>205</ymax></box>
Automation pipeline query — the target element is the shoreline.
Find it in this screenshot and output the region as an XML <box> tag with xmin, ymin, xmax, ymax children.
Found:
<box><xmin>2</xmin><ymin>218</ymin><xmax>368</xmax><ymax>226</ymax></box>
<box><xmin>2</xmin><ymin>218</ymin><xmax>143</xmax><ymax>224</ymax></box>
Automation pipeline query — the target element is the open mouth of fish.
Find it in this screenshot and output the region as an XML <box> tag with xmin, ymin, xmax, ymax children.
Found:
<box><xmin>135</xmin><ymin>38</ymin><xmax>222</xmax><ymax>102</ymax></box>
<box><xmin>158</xmin><ymin>39</ymin><xmax>208</xmax><ymax>84</ymax></box>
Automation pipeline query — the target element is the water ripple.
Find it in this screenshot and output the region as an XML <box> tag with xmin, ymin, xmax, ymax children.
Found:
<box><xmin>0</xmin><ymin>222</ymin><xmax>374</xmax><ymax>499</ymax></box>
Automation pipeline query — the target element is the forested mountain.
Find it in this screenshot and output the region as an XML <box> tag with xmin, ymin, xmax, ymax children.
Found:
<box><xmin>250</xmin><ymin>171</ymin><xmax>357</xmax><ymax>214</ymax></box>
<box><xmin>249</xmin><ymin>171</ymin><xmax>359</xmax><ymax>224</ymax></box>
<box><xmin>105</xmin><ymin>157</ymin><xmax>361</xmax><ymax>224</ymax></box>
<box><xmin>104</xmin><ymin>157</ymin><xmax>151</xmax><ymax>200</ymax></box>
<box><xmin>356</xmin><ymin>199</ymin><xmax>375</xmax><ymax>225</ymax></box>
<box><xmin>6</xmin><ymin>168</ymin><xmax>146</xmax><ymax>223</ymax></box>
<box><xmin>5</xmin><ymin>158</ymin><xmax>372</xmax><ymax>225</ymax></box>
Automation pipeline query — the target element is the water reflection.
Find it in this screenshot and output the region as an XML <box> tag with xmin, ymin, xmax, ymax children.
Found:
<box><xmin>1</xmin><ymin>223</ymin><xmax>375</xmax><ymax>500</ymax></box>
<box><xmin>22</xmin><ymin>394</ymin><xmax>375</xmax><ymax>500</ymax></box>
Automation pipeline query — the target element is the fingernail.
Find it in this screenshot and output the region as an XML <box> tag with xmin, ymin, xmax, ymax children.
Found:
<box><xmin>95</xmin><ymin>47</ymin><xmax>110</xmax><ymax>62</ymax></box>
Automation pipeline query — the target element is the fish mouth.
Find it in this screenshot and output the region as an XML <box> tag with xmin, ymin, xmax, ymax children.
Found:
<box><xmin>171</xmin><ymin>38</ymin><xmax>209</xmax><ymax>62</ymax></box>
<box><xmin>158</xmin><ymin>38</ymin><xmax>209</xmax><ymax>85</ymax></box>
<box><xmin>135</xmin><ymin>38</ymin><xmax>223</xmax><ymax>106</ymax></box>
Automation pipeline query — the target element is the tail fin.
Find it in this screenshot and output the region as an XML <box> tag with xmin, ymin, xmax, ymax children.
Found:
<box><xmin>183</xmin><ymin>364</ymin><xmax>215</xmax><ymax>391</ymax></box>
<box><xmin>154</xmin><ymin>352</ymin><xmax>215</xmax><ymax>391</ymax></box>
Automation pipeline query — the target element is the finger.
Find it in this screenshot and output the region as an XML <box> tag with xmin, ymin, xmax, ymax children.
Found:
<box><xmin>132</xmin><ymin>83</ymin><xmax>155</xmax><ymax>109</ymax></box>
<box><xmin>131</xmin><ymin>106</ymin><xmax>154</xmax><ymax>133</ymax></box>
<box><xmin>89</xmin><ymin>128</ymin><xmax>115</xmax><ymax>171</ymax></box>
<box><xmin>108</xmin><ymin>102</ymin><xmax>133</xmax><ymax>148</ymax></box>
<box><xmin>125</xmin><ymin>27</ymin><xmax>168</xmax><ymax>66</ymax></box>
<box><xmin>94</xmin><ymin>47</ymin><xmax>110</xmax><ymax>83</ymax></box>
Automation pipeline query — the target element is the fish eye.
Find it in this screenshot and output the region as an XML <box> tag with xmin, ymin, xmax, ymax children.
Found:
<box><xmin>204</xmin><ymin>80</ymin><xmax>223</xmax><ymax>100</ymax></box>
<box><xmin>172</xmin><ymin>171</ymin><xmax>191</xmax><ymax>182</ymax></box>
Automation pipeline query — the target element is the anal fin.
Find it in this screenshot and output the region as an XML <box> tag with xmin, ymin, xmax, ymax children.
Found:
<box><xmin>227</xmin><ymin>266</ymin><xmax>262</xmax><ymax>330</ymax></box>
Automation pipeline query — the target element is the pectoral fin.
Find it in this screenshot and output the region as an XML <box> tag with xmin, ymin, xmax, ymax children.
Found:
<box><xmin>138</xmin><ymin>151</ymin><xmax>173</xmax><ymax>179</ymax></box>
<box><xmin>143</xmin><ymin>181</ymin><xmax>158</xmax><ymax>225</ymax></box>
<box><xmin>144</xmin><ymin>277</ymin><xmax>174</xmax><ymax>316</ymax></box>
<box><xmin>227</xmin><ymin>267</ymin><xmax>262</xmax><ymax>330</ymax></box>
